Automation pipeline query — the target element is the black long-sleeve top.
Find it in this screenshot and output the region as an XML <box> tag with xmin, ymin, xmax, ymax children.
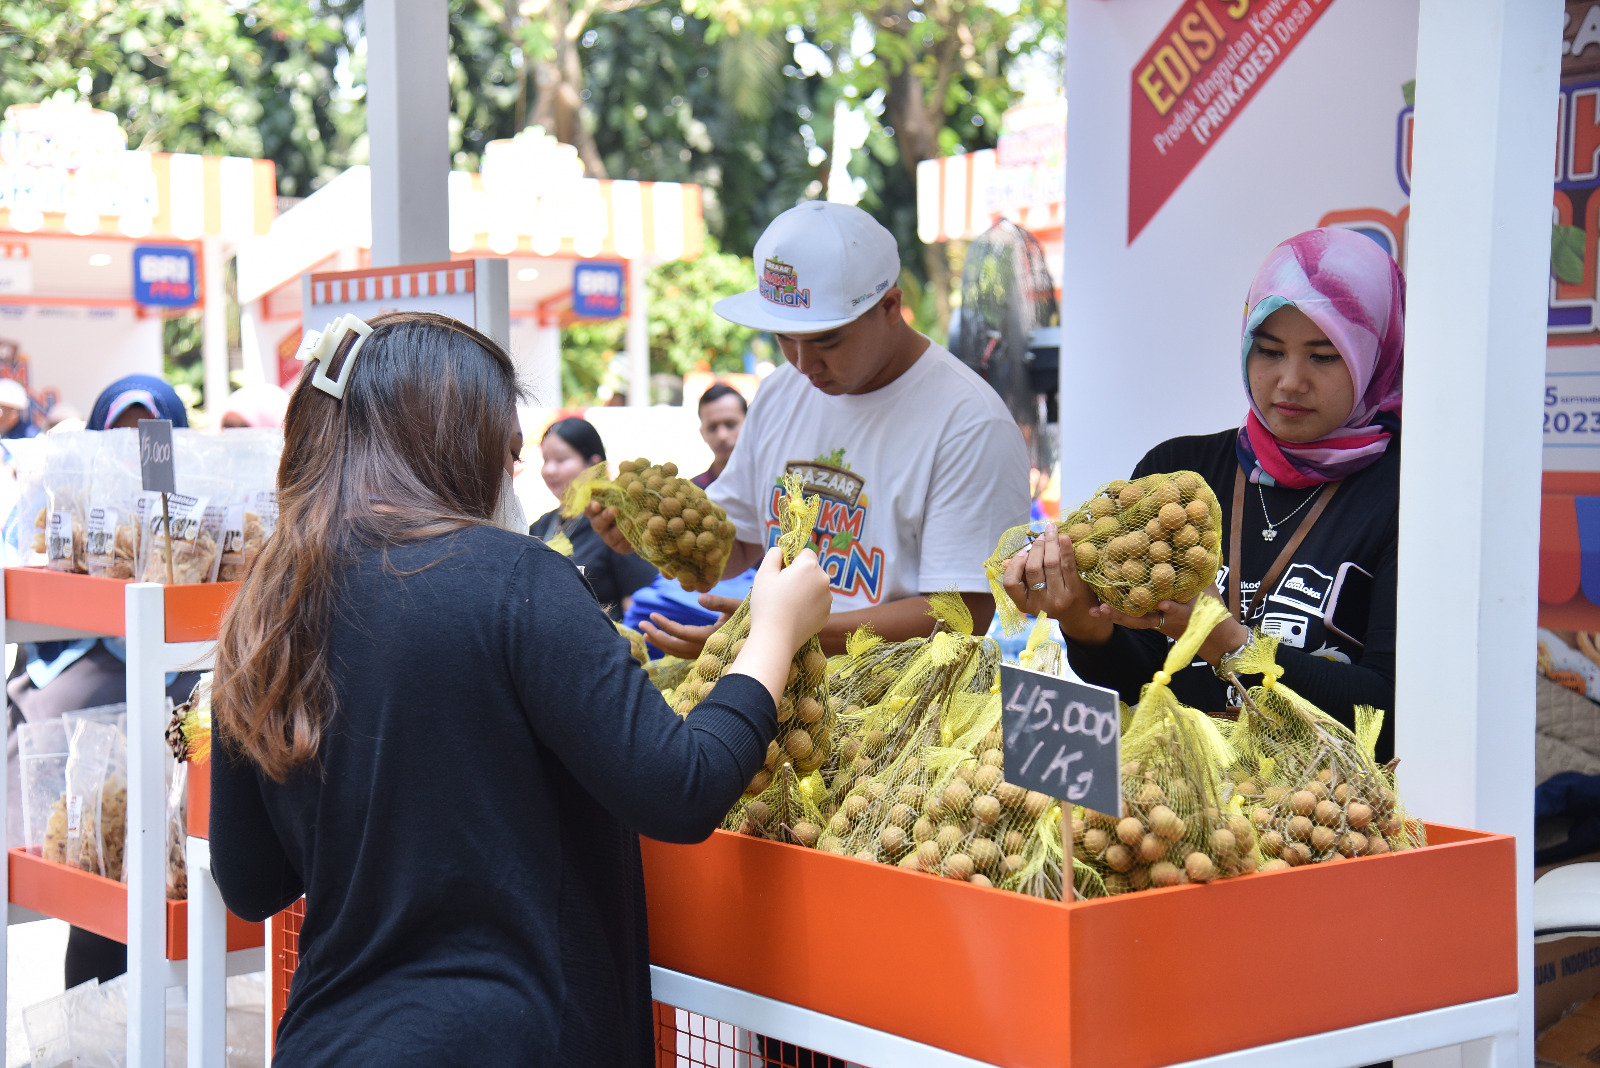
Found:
<box><xmin>1065</xmin><ymin>429</ymin><xmax>1398</xmax><ymax>761</ymax></box>
<box><xmin>209</xmin><ymin>526</ymin><xmax>775</xmax><ymax>1067</ymax></box>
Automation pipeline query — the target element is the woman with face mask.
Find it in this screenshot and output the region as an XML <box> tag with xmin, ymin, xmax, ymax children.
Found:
<box><xmin>1005</xmin><ymin>228</ymin><xmax>1404</xmax><ymax>761</ymax></box>
<box><xmin>527</xmin><ymin>416</ymin><xmax>660</xmax><ymax>620</ymax></box>
<box><xmin>207</xmin><ymin>311</ymin><xmax>831</xmax><ymax>1066</ymax></box>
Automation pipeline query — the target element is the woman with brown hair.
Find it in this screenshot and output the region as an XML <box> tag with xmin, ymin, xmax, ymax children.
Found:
<box><xmin>207</xmin><ymin>311</ymin><xmax>831</xmax><ymax>1066</ymax></box>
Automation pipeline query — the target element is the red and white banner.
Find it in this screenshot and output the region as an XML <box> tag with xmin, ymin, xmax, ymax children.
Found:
<box><xmin>1128</xmin><ymin>0</ymin><xmax>1335</xmax><ymax>242</ymax></box>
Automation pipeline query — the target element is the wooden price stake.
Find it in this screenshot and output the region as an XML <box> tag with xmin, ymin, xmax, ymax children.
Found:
<box><xmin>138</xmin><ymin>419</ymin><xmax>176</xmax><ymax>585</ymax></box>
<box><xmin>1000</xmin><ymin>663</ymin><xmax>1121</xmax><ymax>901</ymax></box>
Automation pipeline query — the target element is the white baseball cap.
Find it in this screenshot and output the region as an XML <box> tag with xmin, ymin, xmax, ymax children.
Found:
<box><xmin>0</xmin><ymin>378</ymin><xmax>28</xmax><ymax>412</ymax></box>
<box><xmin>714</xmin><ymin>202</ymin><xmax>901</xmax><ymax>334</ymax></box>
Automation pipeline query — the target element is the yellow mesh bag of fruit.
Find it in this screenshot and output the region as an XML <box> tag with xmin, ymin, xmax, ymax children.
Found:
<box><xmin>726</xmin><ymin>762</ymin><xmax>831</xmax><ymax>846</ymax></box>
<box><xmin>1016</xmin><ymin>613</ymin><xmax>1067</xmax><ymax>675</ymax></box>
<box><xmin>616</xmin><ymin>623</ymin><xmax>649</xmax><ymax>668</ymax></box>
<box><xmin>562</xmin><ymin>458</ymin><xmax>735</xmax><ymax>592</ymax></box>
<box><xmin>985</xmin><ymin>470</ymin><xmax>1223</xmax><ymax>633</ymax></box>
<box><xmin>1075</xmin><ymin>597</ymin><xmax>1258</xmax><ymax>893</ymax></box>
<box><xmin>675</xmin><ymin>474</ymin><xmax>834</xmax><ymax>792</ymax></box>
<box><xmin>1223</xmin><ymin>637</ymin><xmax>1424</xmax><ymax>869</ymax></box>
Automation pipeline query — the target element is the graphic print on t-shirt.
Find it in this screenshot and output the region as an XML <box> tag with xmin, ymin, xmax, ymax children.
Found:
<box><xmin>765</xmin><ymin>449</ymin><xmax>886</xmax><ymax>603</ymax></box>
<box><xmin>1269</xmin><ymin>563</ymin><xmax>1334</xmax><ymax>618</ymax></box>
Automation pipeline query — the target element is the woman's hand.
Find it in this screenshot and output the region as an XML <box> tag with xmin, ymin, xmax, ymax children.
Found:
<box><xmin>729</xmin><ymin>547</ymin><xmax>832</xmax><ymax>703</ymax></box>
<box><xmin>1001</xmin><ymin>532</ymin><xmax>1112</xmax><ymax>645</ymax></box>
<box><xmin>1088</xmin><ymin>584</ymin><xmax>1250</xmax><ymax>664</ymax></box>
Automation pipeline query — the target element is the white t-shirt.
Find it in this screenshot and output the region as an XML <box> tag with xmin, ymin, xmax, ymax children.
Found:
<box><xmin>709</xmin><ymin>341</ymin><xmax>1031</xmax><ymax>611</ymax></box>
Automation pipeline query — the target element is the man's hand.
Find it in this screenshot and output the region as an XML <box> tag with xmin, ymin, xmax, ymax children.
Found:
<box><xmin>586</xmin><ymin>501</ymin><xmax>634</xmax><ymax>555</ymax></box>
<box><xmin>639</xmin><ymin>594</ymin><xmax>743</xmax><ymax>659</ymax></box>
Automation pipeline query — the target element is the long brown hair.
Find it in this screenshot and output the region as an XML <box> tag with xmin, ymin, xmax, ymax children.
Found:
<box><xmin>213</xmin><ymin>311</ymin><xmax>523</xmax><ymax>781</ymax></box>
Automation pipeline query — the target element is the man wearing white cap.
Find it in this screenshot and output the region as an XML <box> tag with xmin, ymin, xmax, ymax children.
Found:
<box><xmin>597</xmin><ymin>201</ymin><xmax>1030</xmax><ymax>654</ymax></box>
<box><xmin>0</xmin><ymin>378</ymin><xmax>36</xmax><ymax>439</ymax></box>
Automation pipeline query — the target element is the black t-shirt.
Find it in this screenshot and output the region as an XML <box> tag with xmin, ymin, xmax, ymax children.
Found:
<box><xmin>530</xmin><ymin>508</ymin><xmax>660</xmax><ymax>620</ymax></box>
<box><xmin>1065</xmin><ymin>428</ymin><xmax>1399</xmax><ymax>761</ymax></box>
<box><xmin>209</xmin><ymin>527</ymin><xmax>777</xmax><ymax>1066</ymax></box>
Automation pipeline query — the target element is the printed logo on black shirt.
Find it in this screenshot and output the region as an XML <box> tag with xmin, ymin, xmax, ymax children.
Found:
<box><xmin>1269</xmin><ymin>563</ymin><xmax>1334</xmax><ymax>618</ymax></box>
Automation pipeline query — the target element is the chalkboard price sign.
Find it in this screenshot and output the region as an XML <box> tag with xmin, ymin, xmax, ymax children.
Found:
<box><xmin>1000</xmin><ymin>664</ymin><xmax>1122</xmax><ymax>819</ymax></box>
<box><xmin>137</xmin><ymin>419</ymin><xmax>176</xmax><ymax>494</ymax></box>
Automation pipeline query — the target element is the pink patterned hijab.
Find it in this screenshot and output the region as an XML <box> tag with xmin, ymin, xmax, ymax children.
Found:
<box><xmin>1236</xmin><ymin>227</ymin><xmax>1405</xmax><ymax>488</ymax></box>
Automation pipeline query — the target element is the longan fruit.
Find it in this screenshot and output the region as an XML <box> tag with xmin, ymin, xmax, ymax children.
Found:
<box><xmin>1346</xmin><ymin>802</ymin><xmax>1374</xmax><ymax>830</ymax></box>
<box><xmin>1200</xmin><ymin>530</ymin><xmax>1220</xmax><ymax>551</ymax></box>
<box><xmin>626</xmin><ymin>480</ymin><xmax>646</xmax><ymax>499</ymax></box>
<box><xmin>1074</xmin><ymin>542</ymin><xmax>1099</xmax><ymax>570</ymax></box>
<box><xmin>1150</xmin><ymin>861</ymin><xmax>1182</xmax><ymax>887</ymax></box>
<box><xmin>1290</xmin><ymin>790</ymin><xmax>1317</xmax><ymax>816</ymax></box>
<box><xmin>944</xmin><ymin>853</ymin><xmax>975</xmax><ymax>880</ymax></box>
<box><xmin>1128</xmin><ymin>866</ymin><xmax>1153</xmax><ymax>891</ymax></box>
<box><xmin>784</xmin><ymin>729</ymin><xmax>815</xmax><ymax>760</ymax></box>
<box><xmin>1116</xmin><ymin>817</ymin><xmax>1146</xmax><ymax>847</ymax></box>
<box><xmin>1137</xmin><ymin>781</ymin><xmax>1166</xmax><ymax>805</ymax></box>
<box><xmin>972</xmin><ymin>795</ymin><xmax>1002</xmax><ymax>825</ymax></box>
<box><xmin>1184</xmin><ymin>545</ymin><xmax>1212</xmax><ymax>571</ymax></box>
<box><xmin>1158</xmin><ymin>502</ymin><xmax>1187</xmax><ymax>531</ymax></box>
<box><xmin>936</xmin><ymin>824</ymin><xmax>963</xmax><ymax>854</ymax></box>
<box><xmin>1023</xmin><ymin>791</ymin><xmax>1051</xmax><ymax>818</ymax></box>
<box><xmin>916</xmin><ymin>840</ymin><xmax>942</xmax><ymax>870</ymax></box>
<box><xmin>1089</xmin><ymin>498</ymin><xmax>1116</xmax><ymax>519</ymax></box>
<box><xmin>1117</xmin><ymin>484</ymin><xmax>1145</xmax><ymax>508</ymax></box>
<box><xmin>776</xmin><ymin>697</ymin><xmax>794</xmax><ymax>724</ymax></box>
<box><xmin>880</xmin><ymin>825</ymin><xmax>908</xmax><ymax>852</ymax></box>
<box><xmin>1066</xmin><ymin>522</ymin><xmax>1093</xmax><ymax>543</ymax></box>
<box><xmin>676</xmin><ymin>532</ymin><xmax>697</xmax><ymax>555</ymax></box>
<box><xmin>695</xmin><ymin>654</ymin><xmax>722</xmax><ymax>680</ymax></box>
<box><xmin>791</xmin><ymin>821</ymin><xmax>820</xmax><ymax>847</ymax></box>
<box><xmin>1365</xmin><ymin>835</ymin><xmax>1391</xmax><ymax>856</ymax></box>
<box><xmin>1210</xmin><ymin>828</ymin><xmax>1238</xmax><ymax>855</ymax></box>
<box><xmin>973</xmin><ymin>765</ymin><xmax>1002</xmax><ymax>793</ymax></box>
<box><xmin>1148</xmin><ymin>805</ymin><xmax>1184</xmax><ymax>840</ymax></box>
<box><xmin>667</xmin><ymin>516</ymin><xmax>686</xmax><ymax>535</ymax></box>
<box><xmin>1282</xmin><ymin>842</ymin><xmax>1313</xmax><ymax>866</ymax></box>
<box><xmin>969</xmin><ymin>838</ymin><xmax>1001</xmax><ymax>870</ymax></box>
<box><xmin>1125</xmin><ymin>586</ymin><xmax>1157</xmax><ymax>613</ymax></box>
<box><xmin>660</xmin><ymin>462</ymin><xmax>678</xmax><ymax>477</ymax></box>
<box><xmin>746</xmin><ymin>770</ymin><xmax>771</xmax><ymax>794</ymax></box>
<box><xmin>797</xmin><ymin>697</ymin><xmax>824</xmax><ymax>724</ymax></box>
<box><xmin>659</xmin><ymin>496</ymin><xmax>683</xmax><ymax>518</ymax></box>
<box><xmin>746</xmin><ymin>800</ymin><xmax>772</xmax><ymax>825</ymax></box>
<box><xmin>1259</xmin><ymin>830</ymin><xmax>1285</xmax><ymax>855</ymax></box>
<box><xmin>1174</xmin><ymin>471</ymin><xmax>1203</xmax><ymax>494</ymax></box>
<box><xmin>1148</xmin><ymin>481</ymin><xmax>1181</xmax><ymax>508</ymax></box>
<box><xmin>912</xmin><ymin>817</ymin><xmax>936</xmax><ymax>843</ymax></box>
<box><xmin>1003</xmin><ymin>829</ymin><xmax>1027</xmax><ymax>854</ymax></box>
<box><xmin>1104</xmin><ymin>844</ymin><xmax>1135</xmax><ymax>872</ymax></box>
<box><xmin>863</xmin><ymin>729</ymin><xmax>887</xmax><ymax>755</ymax></box>
<box><xmin>682</xmin><ymin>508</ymin><xmax>701</xmax><ymax>527</ymax></box>
<box><xmin>1339</xmin><ymin>832</ymin><xmax>1368</xmax><ymax>857</ymax></box>
<box><xmin>1149</xmin><ymin>562</ymin><xmax>1177</xmax><ymax>592</ymax></box>
<box><xmin>1260</xmin><ymin>858</ymin><xmax>1291</xmax><ymax>873</ymax></box>
<box><xmin>1185</xmin><ymin>852</ymin><xmax>1217</xmax><ymax>883</ymax></box>
<box><xmin>1173</xmin><ymin>526</ymin><xmax>1200</xmax><ymax>552</ymax></box>
<box><xmin>897</xmin><ymin>784</ymin><xmax>925</xmax><ymax>806</ymax></box>
<box><xmin>844</xmin><ymin>794</ymin><xmax>870</xmax><ymax>820</ymax></box>
<box><xmin>1185</xmin><ymin>499</ymin><xmax>1210</xmax><ymax>524</ymax></box>
<box><xmin>1092</xmin><ymin>516</ymin><xmax>1121</xmax><ymax>538</ymax></box>
<box><xmin>1147</xmin><ymin>541</ymin><xmax>1172</xmax><ymax>565</ymax></box>
<box><xmin>1306</xmin><ymin>780</ymin><xmax>1329</xmax><ymax>801</ymax></box>
<box><xmin>1309</xmin><ymin>826</ymin><xmax>1337</xmax><ymax>853</ymax></box>
<box><xmin>996</xmin><ymin>782</ymin><xmax>1026</xmax><ymax>808</ymax></box>
<box><xmin>1287</xmin><ymin>815</ymin><xmax>1314</xmax><ymax>841</ymax></box>
<box><xmin>1120</xmin><ymin>558</ymin><xmax>1149</xmax><ymax>584</ymax></box>
<box><xmin>1145</xmin><ymin>517</ymin><xmax>1166</xmax><ymax>540</ymax></box>
<box><xmin>1137</xmin><ymin>834</ymin><xmax>1166</xmax><ymax>864</ymax></box>
<box><xmin>1083</xmin><ymin>828</ymin><xmax>1109</xmax><ymax>855</ymax></box>
<box><xmin>1314</xmin><ymin>800</ymin><xmax>1342</xmax><ymax>828</ymax></box>
<box><xmin>943</xmin><ymin>781</ymin><xmax>973</xmax><ymax>814</ymax></box>
<box><xmin>646</xmin><ymin>515</ymin><xmax>668</xmax><ymax>539</ymax></box>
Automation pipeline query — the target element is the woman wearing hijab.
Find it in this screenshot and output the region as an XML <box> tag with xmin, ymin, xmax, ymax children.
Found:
<box><xmin>529</xmin><ymin>417</ymin><xmax>659</xmax><ymax>620</ymax></box>
<box><xmin>1004</xmin><ymin>228</ymin><xmax>1403</xmax><ymax>760</ymax></box>
<box><xmin>86</xmin><ymin>373</ymin><xmax>191</xmax><ymax>430</ymax></box>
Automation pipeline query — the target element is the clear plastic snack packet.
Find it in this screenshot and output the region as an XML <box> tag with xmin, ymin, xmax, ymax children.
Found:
<box><xmin>217</xmin><ymin>428</ymin><xmax>283</xmax><ymax>582</ymax></box>
<box><xmin>85</xmin><ymin>428</ymin><xmax>141</xmax><ymax>579</ymax></box>
<box><xmin>44</xmin><ymin>430</ymin><xmax>99</xmax><ymax>573</ymax></box>
<box><xmin>167</xmin><ymin>759</ymin><xmax>188</xmax><ymax>900</ymax></box>
<box><xmin>19</xmin><ymin>720</ymin><xmax>69</xmax><ymax>856</ymax></box>
<box><xmin>9</xmin><ymin>435</ymin><xmax>47</xmax><ymax>565</ymax></box>
<box><xmin>141</xmin><ymin>491</ymin><xmax>226</xmax><ymax>584</ymax></box>
<box><xmin>62</xmin><ymin>720</ymin><xmax>116</xmax><ymax>876</ymax></box>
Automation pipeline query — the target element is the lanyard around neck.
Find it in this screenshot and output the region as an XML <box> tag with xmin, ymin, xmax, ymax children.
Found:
<box><xmin>1227</xmin><ymin>467</ymin><xmax>1339</xmax><ymax>625</ymax></box>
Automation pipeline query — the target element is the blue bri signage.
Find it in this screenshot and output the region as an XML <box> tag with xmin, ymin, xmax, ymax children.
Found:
<box><xmin>572</xmin><ymin>261</ymin><xmax>625</xmax><ymax>319</ymax></box>
<box><xmin>132</xmin><ymin>246</ymin><xmax>198</xmax><ymax>308</ymax></box>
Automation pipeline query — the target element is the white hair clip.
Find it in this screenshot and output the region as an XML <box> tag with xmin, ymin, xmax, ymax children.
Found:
<box><xmin>295</xmin><ymin>314</ymin><xmax>374</xmax><ymax>400</ymax></box>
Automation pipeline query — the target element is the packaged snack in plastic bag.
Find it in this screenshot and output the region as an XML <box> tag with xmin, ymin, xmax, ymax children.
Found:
<box><xmin>1225</xmin><ymin>635</ymin><xmax>1424</xmax><ymax>867</ymax></box>
<box><xmin>61</xmin><ymin>720</ymin><xmax>116</xmax><ymax>875</ymax></box>
<box><xmin>985</xmin><ymin>470</ymin><xmax>1223</xmax><ymax>632</ymax></box>
<box><xmin>678</xmin><ymin>474</ymin><xmax>833</xmax><ymax>791</ymax></box>
<box><xmin>562</xmin><ymin>458</ymin><xmax>735</xmax><ymax>593</ymax></box>
<box><xmin>8</xmin><ymin>435</ymin><xmax>47</xmax><ymax>565</ymax></box>
<box><xmin>140</xmin><ymin>491</ymin><xmax>225</xmax><ymax>584</ymax></box>
<box><xmin>19</xmin><ymin>719</ymin><xmax>69</xmax><ymax>856</ymax></box>
<box><xmin>167</xmin><ymin>759</ymin><xmax>188</xmax><ymax>900</ymax></box>
<box><xmin>85</xmin><ymin>428</ymin><xmax>142</xmax><ymax>579</ymax></box>
<box><xmin>23</xmin><ymin>978</ymin><xmax>94</xmax><ymax>1068</ymax></box>
<box><xmin>217</xmin><ymin>429</ymin><xmax>282</xmax><ymax>582</ymax></box>
<box><xmin>44</xmin><ymin>430</ymin><xmax>99</xmax><ymax>573</ymax></box>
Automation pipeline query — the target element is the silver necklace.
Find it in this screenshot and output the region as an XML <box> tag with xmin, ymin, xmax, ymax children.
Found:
<box><xmin>1258</xmin><ymin>483</ymin><xmax>1317</xmax><ymax>542</ymax></box>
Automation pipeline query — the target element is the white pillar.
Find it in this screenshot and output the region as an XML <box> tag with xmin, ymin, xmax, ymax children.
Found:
<box><xmin>626</xmin><ymin>259</ymin><xmax>651</xmax><ymax>406</ymax></box>
<box><xmin>201</xmin><ymin>236</ymin><xmax>230</xmax><ymax>415</ymax></box>
<box><xmin>366</xmin><ymin>0</ymin><xmax>449</xmax><ymax>267</ymax></box>
<box><xmin>1395</xmin><ymin>4</ymin><xmax>1562</xmax><ymax>1065</ymax></box>
<box><xmin>186</xmin><ymin>836</ymin><xmax>227</xmax><ymax>1068</ymax></box>
<box><xmin>126</xmin><ymin>583</ymin><xmax>168</xmax><ymax>1067</ymax></box>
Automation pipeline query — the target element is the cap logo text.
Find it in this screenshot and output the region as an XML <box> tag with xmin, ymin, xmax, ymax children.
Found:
<box><xmin>760</xmin><ymin>257</ymin><xmax>810</xmax><ymax>309</ymax></box>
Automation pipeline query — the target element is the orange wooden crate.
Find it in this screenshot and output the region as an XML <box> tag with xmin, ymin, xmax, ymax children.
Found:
<box><xmin>3</xmin><ymin>567</ymin><xmax>238</xmax><ymax>643</ymax></box>
<box><xmin>641</xmin><ymin>823</ymin><xmax>1516</xmax><ymax>1068</ymax></box>
<box><xmin>9</xmin><ymin>849</ymin><xmax>262</xmax><ymax>959</ymax></box>
<box><xmin>187</xmin><ymin>754</ymin><xmax>211</xmax><ymax>841</ymax></box>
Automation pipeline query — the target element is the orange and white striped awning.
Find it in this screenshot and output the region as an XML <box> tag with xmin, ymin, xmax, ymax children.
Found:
<box><xmin>446</xmin><ymin>172</ymin><xmax>704</xmax><ymax>261</ymax></box>
<box><xmin>307</xmin><ymin>262</ymin><xmax>477</xmax><ymax>306</ymax></box>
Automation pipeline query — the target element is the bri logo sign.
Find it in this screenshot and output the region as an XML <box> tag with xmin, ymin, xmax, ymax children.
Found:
<box><xmin>759</xmin><ymin>257</ymin><xmax>809</xmax><ymax>309</ymax></box>
<box><xmin>132</xmin><ymin>246</ymin><xmax>196</xmax><ymax>308</ymax></box>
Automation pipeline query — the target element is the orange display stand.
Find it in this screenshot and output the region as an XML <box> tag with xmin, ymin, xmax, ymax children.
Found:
<box><xmin>641</xmin><ymin>824</ymin><xmax>1516</xmax><ymax>1068</ymax></box>
<box><xmin>9</xmin><ymin>849</ymin><xmax>261</xmax><ymax>959</ymax></box>
<box><xmin>1</xmin><ymin>567</ymin><xmax>239</xmax><ymax>642</ymax></box>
